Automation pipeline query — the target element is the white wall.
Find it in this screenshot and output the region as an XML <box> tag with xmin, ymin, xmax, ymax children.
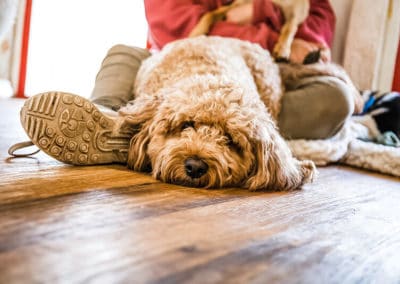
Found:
<box><xmin>26</xmin><ymin>0</ymin><xmax>148</xmax><ymax>97</ymax></box>
<box><xmin>330</xmin><ymin>0</ymin><xmax>400</xmax><ymax>90</ymax></box>
<box><xmin>24</xmin><ymin>0</ymin><xmax>400</xmax><ymax>96</ymax></box>
<box><xmin>330</xmin><ymin>0</ymin><xmax>354</xmax><ymax>64</ymax></box>
<box><xmin>0</xmin><ymin>0</ymin><xmax>21</xmax><ymax>98</ymax></box>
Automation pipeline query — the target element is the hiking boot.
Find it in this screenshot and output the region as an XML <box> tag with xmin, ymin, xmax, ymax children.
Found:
<box><xmin>19</xmin><ymin>92</ymin><xmax>131</xmax><ymax>165</ymax></box>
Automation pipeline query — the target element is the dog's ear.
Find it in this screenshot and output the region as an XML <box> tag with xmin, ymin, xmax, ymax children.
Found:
<box><xmin>118</xmin><ymin>94</ymin><xmax>159</xmax><ymax>171</ymax></box>
<box><xmin>245</xmin><ymin>117</ymin><xmax>315</xmax><ymax>191</ymax></box>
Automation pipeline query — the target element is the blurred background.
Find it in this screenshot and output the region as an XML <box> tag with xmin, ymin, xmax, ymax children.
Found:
<box><xmin>0</xmin><ymin>0</ymin><xmax>147</xmax><ymax>98</ymax></box>
<box><xmin>26</xmin><ymin>0</ymin><xmax>147</xmax><ymax>98</ymax></box>
<box><xmin>0</xmin><ymin>0</ymin><xmax>399</xmax><ymax>99</ymax></box>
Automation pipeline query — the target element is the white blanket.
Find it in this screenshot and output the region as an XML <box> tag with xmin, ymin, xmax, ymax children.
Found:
<box><xmin>288</xmin><ymin>119</ymin><xmax>400</xmax><ymax>178</ymax></box>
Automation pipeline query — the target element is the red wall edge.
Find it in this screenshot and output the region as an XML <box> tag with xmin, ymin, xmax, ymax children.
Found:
<box><xmin>16</xmin><ymin>0</ymin><xmax>32</xmax><ymax>98</ymax></box>
<box><xmin>393</xmin><ymin>39</ymin><xmax>400</xmax><ymax>92</ymax></box>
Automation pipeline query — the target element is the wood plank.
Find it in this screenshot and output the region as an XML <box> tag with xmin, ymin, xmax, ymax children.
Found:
<box><xmin>1</xmin><ymin>168</ymin><xmax>399</xmax><ymax>283</ymax></box>
<box><xmin>1</xmin><ymin>98</ymin><xmax>400</xmax><ymax>283</ymax></box>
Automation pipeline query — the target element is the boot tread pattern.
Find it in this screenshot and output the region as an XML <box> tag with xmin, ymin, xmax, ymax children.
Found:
<box><xmin>21</xmin><ymin>92</ymin><xmax>131</xmax><ymax>165</ymax></box>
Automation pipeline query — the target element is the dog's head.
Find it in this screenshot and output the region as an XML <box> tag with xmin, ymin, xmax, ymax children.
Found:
<box><xmin>120</xmin><ymin>79</ymin><xmax>315</xmax><ymax>191</ymax></box>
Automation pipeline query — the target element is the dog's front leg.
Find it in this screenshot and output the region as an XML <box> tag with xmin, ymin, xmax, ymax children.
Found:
<box><xmin>189</xmin><ymin>0</ymin><xmax>253</xmax><ymax>37</ymax></box>
<box><xmin>189</xmin><ymin>5</ymin><xmax>232</xmax><ymax>37</ymax></box>
<box><xmin>273</xmin><ymin>18</ymin><xmax>299</xmax><ymax>61</ymax></box>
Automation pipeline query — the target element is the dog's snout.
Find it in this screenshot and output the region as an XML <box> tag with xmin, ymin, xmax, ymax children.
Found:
<box><xmin>185</xmin><ymin>158</ymin><xmax>208</xmax><ymax>179</ymax></box>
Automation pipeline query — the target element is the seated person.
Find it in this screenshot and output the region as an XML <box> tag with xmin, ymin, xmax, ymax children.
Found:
<box><xmin>15</xmin><ymin>0</ymin><xmax>365</xmax><ymax>164</ymax></box>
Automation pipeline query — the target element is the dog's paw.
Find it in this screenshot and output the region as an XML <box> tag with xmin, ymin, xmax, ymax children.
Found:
<box><xmin>274</xmin><ymin>57</ymin><xmax>290</xmax><ymax>63</ymax></box>
<box><xmin>273</xmin><ymin>43</ymin><xmax>290</xmax><ymax>62</ymax></box>
<box><xmin>299</xmin><ymin>160</ymin><xmax>317</xmax><ymax>184</ymax></box>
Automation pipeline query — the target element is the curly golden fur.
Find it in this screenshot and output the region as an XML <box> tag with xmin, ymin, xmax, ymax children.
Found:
<box><xmin>119</xmin><ymin>36</ymin><xmax>315</xmax><ymax>190</ymax></box>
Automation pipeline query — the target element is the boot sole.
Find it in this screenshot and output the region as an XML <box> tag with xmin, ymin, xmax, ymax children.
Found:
<box><xmin>20</xmin><ymin>92</ymin><xmax>131</xmax><ymax>165</ymax></box>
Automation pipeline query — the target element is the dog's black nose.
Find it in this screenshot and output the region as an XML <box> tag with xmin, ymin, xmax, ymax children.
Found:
<box><xmin>185</xmin><ymin>158</ymin><xmax>208</xmax><ymax>179</ymax></box>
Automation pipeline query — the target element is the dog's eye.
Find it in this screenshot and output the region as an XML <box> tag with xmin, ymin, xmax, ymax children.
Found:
<box><xmin>181</xmin><ymin>121</ymin><xmax>195</xmax><ymax>130</ymax></box>
<box><xmin>226</xmin><ymin>134</ymin><xmax>243</xmax><ymax>155</ymax></box>
<box><xmin>225</xmin><ymin>134</ymin><xmax>237</xmax><ymax>148</ymax></box>
<box><xmin>226</xmin><ymin>134</ymin><xmax>234</xmax><ymax>145</ymax></box>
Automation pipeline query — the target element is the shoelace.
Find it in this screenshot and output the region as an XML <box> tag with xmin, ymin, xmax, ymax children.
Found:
<box><xmin>8</xmin><ymin>141</ymin><xmax>40</xmax><ymax>158</ymax></box>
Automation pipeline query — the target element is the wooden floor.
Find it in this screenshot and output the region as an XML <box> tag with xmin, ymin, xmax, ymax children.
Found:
<box><xmin>1</xmin><ymin>98</ymin><xmax>400</xmax><ymax>284</ymax></box>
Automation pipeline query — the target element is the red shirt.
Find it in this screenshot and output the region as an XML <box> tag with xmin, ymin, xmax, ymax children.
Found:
<box><xmin>144</xmin><ymin>0</ymin><xmax>336</xmax><ymax>52</ymax></box>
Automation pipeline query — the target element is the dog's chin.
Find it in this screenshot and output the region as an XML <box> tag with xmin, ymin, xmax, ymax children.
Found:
<box><xmin>168</xmin><ymin>175</ymin><xmax>211</xmax><ymax>189</ymax></box>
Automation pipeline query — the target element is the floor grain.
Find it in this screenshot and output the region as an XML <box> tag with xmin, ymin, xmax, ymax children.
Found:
<box><xmin>1</xmin><ymin>98</ymin><xmax>399</xmax><ymax>284</ymax></box>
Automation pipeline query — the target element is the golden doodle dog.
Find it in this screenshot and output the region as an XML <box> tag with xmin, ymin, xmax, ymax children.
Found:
<box><xmin>14</xmin><ymin>3</ymin><xmax>362</xmax><ymax>189</ymax></box>
<box><xmin>15</xmin><ymin>38</ymin><xmax>361</xmax><ymax>185</ymax></box>
<box><xmin>189</xmin><ymin>0</ymin><xmax>310</xmax><ymax>61</ymax></box>
<box><xmin>119</xmin><ymin>36</ymin><xmax>316</xmax><ymax>191</ymax></box>
<box><xmin>15</xmin><ymin>36</ymin><xmax>317</xmax><ymax>191</ymax></box>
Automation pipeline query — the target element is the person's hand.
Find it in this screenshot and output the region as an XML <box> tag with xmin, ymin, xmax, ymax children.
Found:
<box><xmin>319</xmin><ymin>47</ymin><xmax>331</xmax><ymax>63</ymax></box>
<box><xmin>225</xmin><ymin>3</ymin><xmax>253</xmax><ymax>25</ymax></box>
<box><xmin>290</xmin><ymin>38</ymin><xmax>331</xmax><ymax>64</ymax></box>
<box><xmin>353</xmin><ymin>92</ymin><xmax>365</xmax><ymax>114</ymax></box>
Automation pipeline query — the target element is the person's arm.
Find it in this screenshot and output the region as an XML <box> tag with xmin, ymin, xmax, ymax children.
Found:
<box><xmin>250</xmin><ymin>0</ymin><xmax>336</xmax><ymax>48</ymax></box>
<box><xmin>144</xmin><ymin>0</ymin><xmax>207</xmax><ymax>50</ymax></box>
<box><xmin>249</xmin><ymin>0</ymin><xmax>335</xmax><ymax>63</ymax></box>
<box><xmin>208</xmin><ymin>21</ymin><xmax>279</xmax><ymax>51</ymax></box>
<box><xmin>144</xmin><ymin>0</ymin><xmax>281</xmax><ymax>51</ymax></box>
<box><xmin>295</xmin><ymin>0</ymin><xmax>336</xmax><ymax>48</ymax></box>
